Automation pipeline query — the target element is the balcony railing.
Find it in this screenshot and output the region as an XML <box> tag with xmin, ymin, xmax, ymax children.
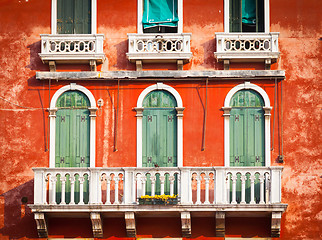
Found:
<box><xmin>126</xmin><ymin>33</ymin><xmax>192</xmax><ymax>67</ymax></box>
<box><xmin>39</xmin><ymin>34</ymin><xmax>106</xmax><ymax>65</ymax></box>
<box><xmin>33</xmin><ymin>166</ymin><xmax>283</xmax><ymax>206</ymax></box>
<box><xmin>214</xmin><ymin>32</ymin><xmax>280</xmax><ymax>63</ymax></box>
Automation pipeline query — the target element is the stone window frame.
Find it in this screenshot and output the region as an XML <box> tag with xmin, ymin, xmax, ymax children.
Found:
<box><xmin>135</xmin><ymin>83</ymin><xmax>184</xmax><ymax>167</ymax></box>
<box><xmin>222</xmin><ymin>82</ymin><xmax>272</xmax><ymax>167</ymax></box>
<box><xmin>51</xmin><ymin>0</ymin><xmax>97</xmax><ymax>34</ymax></box>
<box><xmin>48</xmin><ymin>83</ymin><xmax>97</xmax><ymax>168</ymax></box>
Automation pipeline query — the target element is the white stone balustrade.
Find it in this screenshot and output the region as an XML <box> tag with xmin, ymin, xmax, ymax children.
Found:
<box><xmin>126</xmin><ymin>33</ymin><xmax>192</xmax><ymax>63</ymax></box>
<box><xmin>33</xmin><ymin>166</ymin><xmax>283</xmax><ymax>206</ymax></box>
<box><xmin>39</xmin><ymin>34</ymin><xmax>106</xmax><ymax>64</ymax></box>
<box><xmin>214</xmin><ymin>32</ymin><xmax>280</xmax><ymax>62</ymax></box>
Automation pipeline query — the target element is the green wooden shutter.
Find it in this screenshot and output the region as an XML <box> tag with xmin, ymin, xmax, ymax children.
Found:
<box><xmin>57</xmin><ymin>0</ymin><xmax>91</xmax><ymax>34</ymax></box>
<box><xmin>230</xmin><ymin>108</ymin><xmax>245</xmax><ymax>167</ymax></box>
<box><xmin>230</xmin><ymin>0</ymin><xmax>242</xmax><ymax>32</ymax></box>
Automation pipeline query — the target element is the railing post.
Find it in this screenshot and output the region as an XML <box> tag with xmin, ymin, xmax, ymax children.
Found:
<box><xmin>215</xmin><ymin>168</ymin><xmax>225</xmax><ymax>204</ymax></box>
<box><xmin>180</xmin><ymin>168</ymin><xmax>191</xmax><ymax>204</ymax></box>
<box><xmin>270</xmin><ymin>167</ymin><xmax>282</xmax><ymax>204</ymax></box>
<box><xmin>34</xmin><ymin>169</ymin><xmax>45</xmax><ymax>205</ymax></box>
<box><xmin>89</xmin><ymin>168</ymin><xmax>100</xmax><ymax>204</ymax></box>
<box><xmin>124</xmin><ymin>169</ymin><xmax>135</xmax><ymax>204</ymax></box>
<box><xmin>150</xmin><ymin>175</ymin><xmax>156</xmax><ymax>197</ymax></box>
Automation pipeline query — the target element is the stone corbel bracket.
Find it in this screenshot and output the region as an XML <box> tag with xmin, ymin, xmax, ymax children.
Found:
<box><xmin>181</xmin><ymin>211</ymin><xmax>191</xmax><ymax>237</ymax></box>
<box><xmin>125</xmin><ymin>212</ymin><xmax>136</xmax><ymax>237</ymax></box>
<box><xmin>90</xmin><ymin>212</ymin><xmax>103</xmax><ymax>238</ymax></box>
<box><xmin>34</xmin><ymin>212</ymin><xmax>48</xmax><ymax>238</ymax></box>
<box><xmin>215</xmin><ymin>211</ymin><xmax>225</xmax><ymax>237</ymax></box>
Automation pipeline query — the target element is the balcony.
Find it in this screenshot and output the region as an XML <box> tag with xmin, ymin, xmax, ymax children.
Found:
<box><xmin>214</xmin><ymin>32</ymin><xmax>280</xmax><ymax>69</ymax></box>
<box><xmin>30</xmin><ymin>166</ymin><xmax>286</xmax><ymax>238</ymax></box>
<box><xmin>126</xmin><ymin>33</ymin><xmax>192</xmax><ymax>70</ymax></box>
<box><xmin>39</xmin><ymin>34</ymin><xmax>106</xmax><ymax>71</ymax></box>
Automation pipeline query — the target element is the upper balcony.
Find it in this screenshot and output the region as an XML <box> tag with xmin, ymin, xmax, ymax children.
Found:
<box><xmin>126</xmin><ymin>33</ymin><xmax>192</xmax><ymax>70</ymax></box>
<box><xmin>39</xmin><ymin>34</ymin><xmax>106</xmax><ymax>71</ymax></box>
<box><xmin>214</xmin><ymin>32</ymin><xmax>280</xmax><ymax>70</ymax></box>
<box><xmin>30</xmin><ymin>166</ymin><xmax>287</xmax><ymax>238</ymax></box>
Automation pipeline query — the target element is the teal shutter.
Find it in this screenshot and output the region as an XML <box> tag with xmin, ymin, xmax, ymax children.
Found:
<box><xmin>57</xmin><ymin>0</ymin><xmax>91</xmax><ymax>34</ymax></box>
<box><xmin>142</xmin><ymin>0</ymin><xmax>178</xmax><ymax>29</ymax></box>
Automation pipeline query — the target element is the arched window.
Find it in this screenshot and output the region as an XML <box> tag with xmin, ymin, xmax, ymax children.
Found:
<box><xmin>55</xmin><ymin>91</ymin><xmax>90</xmax><ymax>168</ymax></box>
<box><xmin>135</xmin><ymin>83</ymin><xmax>184</xmax><ymax>168</ymax></box>
<box><xmin>229</xmin><ymin>90</ymin><xmax>265</xmax><ymax>166</ymax></box>
<box><xmin>223</xmin><ymin>82</ymin><xmax>271</xmax><ymax>167</ymax></box>
<box><xmin>142</xmin><ymin>90</ymin><xmax>178</xmax><ymax>168</ymax></box>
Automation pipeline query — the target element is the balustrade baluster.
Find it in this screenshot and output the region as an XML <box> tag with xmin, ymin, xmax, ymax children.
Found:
<box><xmin>250</xmin><ymin>175</ymin><xmax>256</xmax><ymax>204</ymax></box>
<box><xmin>196</xmin><ymin>175</ymin><xmax>201</xmax><ymax>204</ymax></box>
<box><xmin>50</xmin><ymin>175</ymin><xmax>57</xmax><ymax>205</ymax></box>
<box><xmin>141</xmin><ymin>176</ymin><xmax>146</xmax><ymax>197</ymax></box>
<box><xmin>114</xmin><ymin>177</ymin><xmax>119</xmax><ymax>204</ymax></box>
<box><xmin>204</xmin><ymin>176</ymin><xmax>210</xmax><ymax>204</ymax></box>
<box><xmin>43</xmin><ymin>175</ymin><xmax>48</xmax><ymax>204</ymax></box>
<box><xmin>79</xmin><ymin>176</ymin><xmax>85</xmax><ymax>205</ymax></box>
<box><xmin>160</xmin><ymin>175</ymin><xmax>165</xmax><ymax>195</ymax></box>
<box><xmin>70</xmin><ymin>176</ymin><xmax>75</xmax><ymax>205</ymax></box>
<box><xmin>60</xmin><ymin>176</ymin><xmax>66</xmax><ymax>205</ymax></box>
<box><xmin>259</xmin><ymin>174</ymin><xmax>265</xmax><ymax>204</ymax></box>
<box><xmin>169</xmin><ymin>175</ymin><xmax>175</xmax><ymax>196</ymax></box>
<box><xmin>105</xmin><ymin>176</ymin><xmax>111</xmax><ymax>204</ymax></box>
<box><xmin>231</xmin><ymin>175</ymin><xmax>237</xmax><ymax>204</ymax></box>
<box><xmin>151</xmin><ymin>175</ymin><xmax>156</xmax><ymax>197</ymax></box>
<box><xmin>241</xmin><ymin>175</ymin><xmax>246</xmax><ymax>204</ymax></box>
<box><xmin>225</xmin><ymin>175</ymin><xmax>229</xmax><ymax>204</ymax></box>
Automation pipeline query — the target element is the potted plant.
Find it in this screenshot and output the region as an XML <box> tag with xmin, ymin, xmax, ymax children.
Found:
<box><xmin>138</xmin><ymin>194</ymin><xmax>178</xmax><ymax>205</ymax></box>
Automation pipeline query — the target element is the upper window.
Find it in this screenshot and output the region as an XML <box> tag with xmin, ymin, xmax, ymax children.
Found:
<box><xmin>230</xmin><ymin>0</ymin><xmax>264</xmax><ymax>32</ymax></box>
<box><xmin>138</xmin><ymin>0</ymin><xmax>183</xmax><ymax>34</ymax></box>
<box><xmin>142</xmin><ymin>0</ymin><xmax>178</xmax><ymax>33</ymax></box>
<box><xmin>57</xmin><ymin>0</ymin><xmax>91</xmax><ymax>34</ymax></box>
<box><xmin>225</xmin><ymin>0</ymin><xmax>269</xmax><ymax>33</ymax></box>
<box><xmin>51</xmin><ymin>0</ymin><xmax>97</xmax><ymax>34</ymax></box>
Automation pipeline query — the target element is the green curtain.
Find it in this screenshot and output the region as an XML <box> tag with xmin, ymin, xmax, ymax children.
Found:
<box><xmin>242</xmin><ymin>0</ymin><xmax>256</xmax><ymax>25</ymax></box>
<box><xmin>142</xmin><ymin>0</ymin><xmax>178</xmax><ymax>29</ymax></box>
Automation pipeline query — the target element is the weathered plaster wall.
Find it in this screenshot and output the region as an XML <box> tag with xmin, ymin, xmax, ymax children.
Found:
<box><xmin>0</xmin><ymin>0</ymin><xmax>321</xmax><ymax>239</ymax></box>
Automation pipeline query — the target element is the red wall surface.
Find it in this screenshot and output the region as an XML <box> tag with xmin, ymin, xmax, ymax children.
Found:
<box><xmin>0</xmin><ymin>0</ymin><xmax>321</xmax><ymax>239</ymax></box>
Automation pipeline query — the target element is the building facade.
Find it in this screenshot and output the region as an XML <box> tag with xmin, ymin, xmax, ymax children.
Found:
<box><xmin>0</xmin><ymin>0</ymin><xmax>321</xmax><ymax>239</ymax></box>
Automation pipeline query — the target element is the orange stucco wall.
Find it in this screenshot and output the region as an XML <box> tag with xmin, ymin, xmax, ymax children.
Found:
<box><xmin>0</xmin><ymin>0</ymin><xmax>321</xmax><ymax>239</ymax></box>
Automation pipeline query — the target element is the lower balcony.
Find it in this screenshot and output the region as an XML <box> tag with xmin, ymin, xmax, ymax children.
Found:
<box><xmin>39</xmin><ymin>34</ymin><xmax>106</xmax><ymax>71</ymax></box>
<box><xmin>126</xmin><ymin>33</ymin><xmax>192</xmax><ymax>70</ymax></box>
<box><xmin>214</xmin><ymin>32</ymin><xmax>280</xmax><ymax>69</ymax></box>
<box><xmin>30</xmin><ymin>166</ymin><xmax>287</xmax><ymax>238</ymax></box>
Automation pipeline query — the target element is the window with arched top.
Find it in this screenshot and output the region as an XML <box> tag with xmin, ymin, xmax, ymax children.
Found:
<box><xmin>55</xmin><ymin>91</ymin><xmax>91</xmax><ymax>168</ymax></box>
<box><xmin>229</xmin><ymin>90</ymin><xmax>265</xmax><ymax>167</ymax></box>
<box><xmin>142</xmin><ymin>90</ymin><xmax>178</xmax><ymax>168</ymax></box>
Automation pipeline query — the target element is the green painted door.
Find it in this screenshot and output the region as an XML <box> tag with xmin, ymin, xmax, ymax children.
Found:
<box><xmin>55</xmin><ymin>91</ymin><xmax>90</xmax><ymax>204</ymax></box>
<box><xmin>142</xmin><ymin>90</ymin><xmax>178</xmax><ymax>195</ymax></box>
<box><xmin>57</xmin><ymin>0</ymin><xmax>91</xmax><ymax>34</ymax></box>
<box><xmin>229</xmin><ymin>90</ymin><xmax>265</xmax><ymax>203</ymax></box>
